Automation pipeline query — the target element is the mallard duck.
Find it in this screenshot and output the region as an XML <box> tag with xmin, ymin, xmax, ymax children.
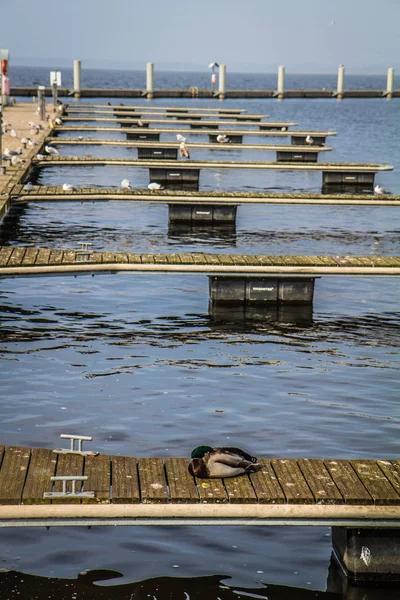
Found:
<box><xmin>188</xmin><ymin>446</ymin><xmax>260</xmax><ymax>479</ymax></box>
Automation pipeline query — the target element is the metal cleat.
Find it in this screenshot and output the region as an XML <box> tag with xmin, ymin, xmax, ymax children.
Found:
<box><xmin>53</xmin><ymin>434</ymin><xmax>99</xmax><ymax>456</ymax></box>
<box><xmin>75</xmin><ymin>241</ymin><xmax>93</xmax><ymax>262</ymax></box>
<box><xmin>44</xmin><ymin>475</ymin><xmax>95</xmax><ymax>499</ymax></box>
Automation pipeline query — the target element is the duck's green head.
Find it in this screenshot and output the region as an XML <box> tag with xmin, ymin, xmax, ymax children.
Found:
<box><xmin>191</xmin><ymin>445</ymin><xmax>213</xmax><ymax>459</ymax></box>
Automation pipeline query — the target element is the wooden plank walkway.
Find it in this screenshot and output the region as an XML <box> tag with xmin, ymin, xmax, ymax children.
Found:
<box><xmin>47</xmin><ymin>138</ymin><xmax>332</xmax><ymax>154</ymax></box>
<box><xmin>12</xmin><ymin>187</ymin><xmax>400</xmax><ymax>207</ymax></box>
<box><xmin>53</xmin><ymin>125</ymin><xmax>335</xmax><ymax>138</ymax></box>
<box><xmin>65</xmin><ymin>104</ymin><xmax>248</xmax><ymax>113</ymax></box>
<box><xmin>33</xmin><ymin>155</ymin><xmax>393</xmax><ymax>173</ymax></box>
<box><xmin>61</xmin><ymin>117</ymin><xmax>295</xmax><ymax>128</ymax></box>
<box><xmin>1</xmin><ymin>248</ymin><xmax>399</xmax><ymax>277</ymax></box>
<box><xmin>64</xmin><ymin>111</ymin><xmax>268</xmax><ymax>122</ymax></box>
<box><xmin>0</xmin><ymin>447</ymin><xmax>399</xmax><ymax>526</ymax></box>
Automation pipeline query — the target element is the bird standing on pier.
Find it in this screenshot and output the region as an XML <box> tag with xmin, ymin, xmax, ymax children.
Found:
<box><xmin>374</xmin><ymin>185</ymin><xmax>390</xmax><ymax>195</ymax></box>
<box><xmin>45</xmin><ymin>145</ymin><xmax>59</xmax><ymax>156</ymax></box>
<box><xmin>188</xmin><ymin>446</ymin><xmax>260</xmax><ymax>478</ymax></box>
<box><xmin>55</xmin><ymin>117</ymin><xmax>63</xmax><ymax>125</ymax></box>
<box><xmin>179</xmin><ymin>141</ymin><xmax>190</xmax><ymax>159</ymax></box>
<box><xmin>121</xmin><ymin>179</ymin><xmax>132</xmax><ymax>190</ymax></box>
<box><xmin>10</xmin><ymin>129</ymin><xmax>17</xmax><ymax>137</ymax></box>
<box><xmin>62</xmin><ymin>183</ymin><xmax>77</xmax><ymax>191</ymax></box>
<box><xmin>137</xmin><ymin>119</ymin><xmax>144</xmax><ymax>127</ymax></box>
<box><xmin>216</xmin><ymin>134</ymin><xmax>230</xmax><ymax>143</ymax></box>
<box><xmin>23</xmin><ymin>182</ymin><xmax>34</xmax><ymax>191</ymax></box>
<box><xmin>305</xmin><ymin>135</ymin><xmax>314</xmax><ymax>145</ymax></box>
<box><xmin>176</xmin><ymin>134</ymin><xmax>186</xmax><ymax>143</ymax></box>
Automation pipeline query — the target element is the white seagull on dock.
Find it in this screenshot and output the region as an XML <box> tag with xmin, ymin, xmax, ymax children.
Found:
<box><xmin>179</xmin><ymin>141</ymin><xmax>190</xmax><ymax>159</ymax></box>
<box><xmin>121</xmin><ymin>179</ymin><xmax>132</xmax><ymax>190</ymax></box>
<box><xmin>45</xmin><ymin>145</ymin><xmax>59</xmax><ymax>156</ymax></box>
<box><xmin>62</xmin><ymin>183</ymin><xmax>77</xmax><ymax>191</ymax></box>
<box><xmin>36</xmin><ymin>153</ymin><xmax>45</xmax><ymax>160</ymax></box>
<box><xmin>176</xmin><ymin>134</ymin><xmax>186</xmax><ymax>143</ymax></box>
<box><xmin>148</xmin><ymin>182</ymin><xmax>163</xmax><ymax>191</ymax></box>
<box><xmin>305</xmin><ymin>135</ymin><xmax>314</xmax><ymax>145</ymax></box>
<box><xmin>55</xmin><ymin>117</ymin><xmax>63</xmax><ymax>125</ymax></box>
<box><xmin>10</xmin><ymin>129</ymin><xmax>17</xmax><ymax>137</ymax></box>
<box><xmin>216</xmin><ymin>134</ymin><xmax>230</xmax><ymax>143</ymax></box>
<box><xmin>374</xmin><ymin>185</ymin><xmax>390</xmax><ymax>195</ymax></box>
<box><xmin>23</xmin><ymin>182</ymin><xmax>34</xmax><ymax>191</ymax></box>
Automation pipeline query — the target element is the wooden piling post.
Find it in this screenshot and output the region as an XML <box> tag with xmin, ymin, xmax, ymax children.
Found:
<box><xmin>37</xmin><ymin>86</ymin><xmax>46</xmax><ymax>121</ymax></box>
<box><xmin>218</xmin><ymin>65</ymin><xmax>226</xmax><ymax>100</ymax></box>
<box><xmin>386</xmin><ymin>67</ymin><xmax>394</xmax><ymax>99</ymax></box>
<box><xmin>146</xmin><ymin>62</ymin><xmax>154</xmax><ymax>100</ymax></box>
<box><xmin>336</xmin><ymin>64</ymin><xmax>345</xmax><ymax>99</ymax></box>
<box><xmin>277</xmin><ymin>66</ymin><xmax>285</xmax><ymax>99</ymax></box>
<box><xmin>73</xmin><ymin>60</ymin><xmax>81</xmax><ymax>99</ymax></box>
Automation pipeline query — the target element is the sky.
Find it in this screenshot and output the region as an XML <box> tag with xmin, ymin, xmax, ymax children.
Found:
<box><xmin>1</xmin><ymin>0</ymin><xmax>399</xmax><ymax>73</ymax></box>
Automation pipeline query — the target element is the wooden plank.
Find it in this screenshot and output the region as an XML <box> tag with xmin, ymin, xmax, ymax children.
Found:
<box><xmin>250</xmin><ymin>458</ymin><xmax>286</xmax><ymax>503</ymax></box>
<box><xmin>22</xmin><ymin>448</ymin><xmax>56</xmax><ymax>504</ymax></box>
<box><xmin>50</xmin><ymin>250</ymin><xmax>64</xmax><ymax>264</ymax></box>
<box><xmin>165</xmin><ymin>458</ymin><xmax>198</xmax><ymax>503</ymax></box>
<box><xmin>35</xmin><ymin>249</ymin><xmax>51</xmax><ymax>265</ymax></box>
<box><xmin>128</xmin><ymin>253</ymin><xmax>142</xmax><ymax>264</ymax></box>
<box><xmin>21</xmin><ymin>248</ymin><xmax>39</xmax><ymax>265</ymax></box>
<box><xmin>62</xmin><ymin>250</ymin><xmax>77</xmax><ymax>264</ymax></box>
<box><xmin>271</xmin><ymin>459</ymin><xmax>315</xmax><ymax>504</ymax></box>
<box><xmin>8</xmin><ymin>247</ymin><xmax>26</xmax><ymax>266</ymax></box>
<box><xmin>114</xmin><ymin>252</ymin><xmax>129</xmax><ymax>263</ymax></box>
<box><xmin>166</xmin><ymin>254</ymin><xmax>182</xmax><ymax>265</ymax></box>
<box><xmin>138</xmin><ymin>458</ymin><xmax>169</xmax><ymax>503</ymax></box>
<box><xmin>139</xmin><ymin>254</ymin><xmax>155</xmax><ymax>264</ymax></box>
<box><xmin>377</xmin><ymin>460</ymin><xmax>400</xmax><ymax>497</ymax></box>
<box><xmin>112</xmin><ymin>455</ymin><xmax>140</xmax><ymax>503</ymax></box>
<box><xmin>298</xmin><ymin>459</ymin><xmax>343</xmax><ymax>504</ymax></box>
<box><xmin>350</xmin><ymin>460</ymin><xmax>400</xmax><ymax>505</ymax></box>
<box><xmin>0</xmin><ymin>446</ymin><xmax>31</xmax><ymax>504</ymax></box>
<box><xmin>224</xmin><ymin>474</ymin><xmax>257</xmax><ymax>503</ymax></box>
<box><xmin>52</xmin><ymin>453</ymin><xmax>85</xmax><ymax>504</ymax></box>
<box><xmin>82</xmin><ymin>454</ymin><xmax>111</xmax><ymax>504</ymax></box>
<box><xmin>102</xmin><ymin>252</ymin><xmax>117</xmax><ymax>263</ymax></box>
<box><xmin>153</xmin><ymin>254</ymin><xmax>170</xmax><ymax>264</ymax></box>
<box><xmin>0</xmin><ymin>446</ymin><xmax>4</xmax><ymax>469</ymax></box>
<box><xmin>195</xmin><ymin>476</ymin><xmax>228</xmax><ymax>503</ymax></box>
<box><xmin>324</xmin><ymin>460</ymin><xmax>372</xmax><ymax>504</ymax></box>
<box><xmin>0</xmin><ymin>247</ymin><xmax>13</xmax><ymax>266</ymax></box>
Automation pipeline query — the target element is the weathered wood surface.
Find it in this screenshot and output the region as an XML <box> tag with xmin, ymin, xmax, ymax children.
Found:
<box><xmin>1</xmin><ymin>248</ymin><xmax>399</xmax><ymax>277</ymax></box>
<box><xmin>0</xmin><ymin>447</ymin><xmax>399</xmax><ymax>507</ymax></box>
<box><xmin>32</xmin><ymin>155</ymin><xmax>392</xmax><ymax>172</ymax></box>
<box><xmin>11</xmin><ymin>186</ymin><xmax>400</xmax><ymax>206</ymax></box>
<box><xmin>46</xmin><ymin>138</ymin><xmax>332</xmax><ymax>152</ymax></box>
<box><xmin>53</xmin><ymin>125</ymin><xmax>335</xmax><ymax>137</ymax></box>
<box><xmin>65</xmin><ymin>104</ymin><xmax>248</xmax><ymax>113</ymax></box>
<box><xmin>60</xmin><ymin>116</ymin><xmax>296</xmax><ymax>128</ymax></box>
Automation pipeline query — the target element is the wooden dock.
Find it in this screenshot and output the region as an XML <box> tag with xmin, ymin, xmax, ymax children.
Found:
<box><xmin>67</xmin><ymin>104</ymin><xmax>249</xmax><ymax>113</ymax></box>
<box><xmin>12</xmin><ymin>186</ymin><xmax>400</xmax><ymax>207</ymax></box>
<box><xmin>64</xmin><ymin>110</ymin><xmax>268</xmax><ymax>121</ymax></box>
<box><xmin>53</xmin><ymin>125</ymin><xmax>335</xmax><ymax>139</ymax></box>
<box><xmin>59</xmin><ymin>117</ymin><xmax>298</xmax><ymax>130</ymax></box>
<box><xmin>0</xmin><ymin>446</ymin><xmax>399</xmax><ymax>528</ymax></box>
<box><xmin>1</xmin><ymin>248</ymin><xmax>399</xmax><ymax>278</ymax></box>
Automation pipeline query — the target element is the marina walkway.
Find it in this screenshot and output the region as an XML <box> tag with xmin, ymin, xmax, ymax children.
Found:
<box><xmin>0</xmin><ymin>446</ymin><xmax>399</xmax><ymax>528</ymax></box>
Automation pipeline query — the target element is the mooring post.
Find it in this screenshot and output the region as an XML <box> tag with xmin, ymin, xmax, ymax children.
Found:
<box><xmin>146</xmin><ymin>62</ymin><xmax>154</xmax><ymax>100</ymax></box>
<box><xmin>277</xmin><ymin>66</ymin><xmax>285</xmax><ymax>99</ymax></box>
<box><xmin>336</xmin><ymin>64</ymin><xmax>345</xmax><ymax>99</ymax></box>
<box><xmin>386</xmin><ymin>67</ymin><xmax>394</xmax><ymax>99</ymax></box>
<box><xmin>37</xmin><ymin>86</ymin><xmax>46</xmax><ymax>121</ymax></box>
<box><xmin>218</xmin><ymin>64</ymin><xmax>226</xmax><ymax>100</ymax></box>
<box><xmin>73</xmin><ymin>59</ymin><xmax>81</xmax><ymax>99</ymax></box>
<box><xmin>52</xmin><ymin>82</ymin><xmax>58</xmax><ymax>110</ymax></box>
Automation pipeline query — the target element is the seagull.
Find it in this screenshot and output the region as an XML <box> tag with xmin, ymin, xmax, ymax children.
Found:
<box><xmin>281</xmin><ymin>127</ymin><xmax>287</xmax><ymax>132</ymax></box>
<box><xmin>121</xmin><ymin>179</ymin><xmax>131</xmax><ymax>189</ymax></box>
<box><xmin>216</xmin><ymin>134</ymin><xmax>230</xmax><ymax>143</ymax></box>
<box><xmin>62</xmin><ymin>183</ymin><xmax>77</xmax><ymax>191</ymax></box>
<box><xmin>179</xmin><ymin>141</ymin><xmax>190</xmax><ymax>159</ymax></box>
<box><xmin>374</xmin><ymin>185</ymin><xmax>390</xmax><ymax>195</ymax></box>
<box><xmin>148</xmin><ymin>182</ymin><xmax>163</xmax><ymax>191</ymax></box>
<box><xmin>10</xmin><ymin>129</ymin><xmax>17</xmax><ymax>137</ymax></box>
<box><xmin>23</xmin><ymin>182</ymin><xmax>34</xmax><ymax>191</ymax></box>
<box><xmin>21</xmin><ymin>137</ymin><xmax>28</xmax><ymax>145</ymax></box>
<box><xmin>305</xmin><ymin>135</ymin><xmax>314</xmax><ymax>145</ymax></box>
<box><xmin>176</xmin><ymin>134</ymin><xmax>186</xmax><ymax>143</ymax></box>
<box><xmin>55</xmin><ymin>117</ymin><xmax>63</xmax><ymax>125</ymax></box>
<box><xmin>137</xmin><ymin>119</ymin><xmax>144</xmax><ymax>127</ymax></box>
<box><xmin>77</xmin><ymin>136</ymin><xmax>84</xmax><ymax>141</ymax></box>
<box><xmin>4</xmin><ymin>147</ymin><xmax>19</xmax><ymax>157</ymax></box>
<box><xmin>11</xmin><ymin>155</ymin><xmax>24</xmax><ymax>166</ymax></box>
<box><xmin>44</xmin><ymin>145</ymin><xmax>59</xmax><ymax>156</ymax></box>
<box><xmin>36</xmin><ymin>154</ymin><xmax>45</xmax><ymax>160</ymax></box>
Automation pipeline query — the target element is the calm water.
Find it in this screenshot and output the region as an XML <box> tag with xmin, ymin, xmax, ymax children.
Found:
<box><xmin>0</xmin><ymin>74</ymin><xmax>399</xmax><ymax>599</ymax></box>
